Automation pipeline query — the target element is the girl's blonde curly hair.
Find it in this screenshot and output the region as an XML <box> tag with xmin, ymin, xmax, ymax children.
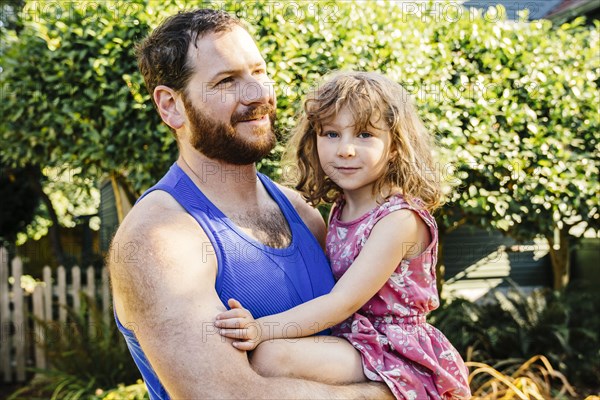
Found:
<box><xmin>283</xmin><ymin>71</ymin><xmax>443</xmax><ymax>213</ymax></box>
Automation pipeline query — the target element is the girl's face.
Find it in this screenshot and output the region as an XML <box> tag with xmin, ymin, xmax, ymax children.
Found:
<box><xmin>316</xmin><ymin>106</ymin><xmax>392</xmax><ymax>198</ymax></box>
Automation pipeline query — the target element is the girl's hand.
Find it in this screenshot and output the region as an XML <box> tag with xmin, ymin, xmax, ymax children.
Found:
<box><xmin>214</xmin><ymin>298</ymin><xmax>262</xmax><ymax>351</ymax></box>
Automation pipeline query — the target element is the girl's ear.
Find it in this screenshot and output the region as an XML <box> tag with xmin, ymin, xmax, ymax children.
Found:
<box><xmin>388</xmin><ymin>144</ymin><xmax>399</xmax><ymax>161</ymax></box>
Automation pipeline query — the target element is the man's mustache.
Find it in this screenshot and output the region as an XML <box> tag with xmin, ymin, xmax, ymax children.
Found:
<box><xmin>232</xmin><ymin>104</ymin><xmax>276</xmax><ymax>124</ymax></box>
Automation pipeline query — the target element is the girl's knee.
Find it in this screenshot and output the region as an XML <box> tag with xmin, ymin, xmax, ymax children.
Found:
<box><xmin>249</xmin><ymin>340</ymin><xmax>292</xmax><ymax>377</ymax></box>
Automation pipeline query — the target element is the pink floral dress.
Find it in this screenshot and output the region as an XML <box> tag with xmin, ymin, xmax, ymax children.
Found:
<box><xmin>328</xmin><ymin>194</ymin><xmax>471</xmax><ymax>400</ymax></box>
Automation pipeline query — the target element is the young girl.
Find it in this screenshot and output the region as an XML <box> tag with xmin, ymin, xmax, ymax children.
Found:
<box><xmin>214</xmin><ymin>71</ymin><xmax>471</xmax><ymax>399</ymax></box>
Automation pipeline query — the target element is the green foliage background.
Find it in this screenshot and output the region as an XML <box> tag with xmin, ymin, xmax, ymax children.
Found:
<box><xmin>1</xmin><ymin>0</ymin><xmax>598</xmax><ymax>284</ymax></box>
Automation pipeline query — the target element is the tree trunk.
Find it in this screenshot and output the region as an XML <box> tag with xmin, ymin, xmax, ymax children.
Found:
<box><xmin>546</xmin><ymin>228</ymin><xmax>571</xmax><ymax>290</ymax></box>
<box><xmin>30</xmin><ymin>173</ymin><xmax>66</xmax><ymax>266</ymax></box>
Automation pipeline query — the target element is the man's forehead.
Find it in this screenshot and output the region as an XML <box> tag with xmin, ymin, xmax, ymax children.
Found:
<box><xmin>187</xmin><ymin>26</ymin><xmax>263</xmax><ymax>68</ymax></box>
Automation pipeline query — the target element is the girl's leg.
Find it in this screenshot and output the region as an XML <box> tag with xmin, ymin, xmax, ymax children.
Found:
<box><xmin>249</xmin><ymin>335</ymin><xmax>366</xmax><ymax>385</ymax></box>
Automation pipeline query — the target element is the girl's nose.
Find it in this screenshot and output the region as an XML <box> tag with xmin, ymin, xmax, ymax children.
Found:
<box><xmin>337</xmin><ymin>141</ymin><xmax>355</xmax><ymax>157</ymax></box>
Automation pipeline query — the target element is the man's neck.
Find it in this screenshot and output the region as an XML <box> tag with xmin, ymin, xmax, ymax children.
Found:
<box><xmin>177</xmin><ymin>150</ymin><xmax>260</xmax><ymax>203</ymax></box>
<box><xmin>177</xmin><ymin>149</ymin><xmax>292</xmax><ymax>248</ymax></box>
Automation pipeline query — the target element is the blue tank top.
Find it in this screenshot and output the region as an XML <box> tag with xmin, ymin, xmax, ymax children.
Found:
<box><xmin>115</xmin><ymin>162</ymin><xmax>335</xmax><ymax>399</ymax></box>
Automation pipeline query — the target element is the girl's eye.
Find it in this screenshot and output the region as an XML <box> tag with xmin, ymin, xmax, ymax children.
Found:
<box><xmin>323</xmin><ymin>131</ymin><xmax>339</xmax><ymax>138</ymax></box>
<box><xmin>358</xmin><ymin>132</ymin><xmax>373</xmax><ymax>138</ymax></box>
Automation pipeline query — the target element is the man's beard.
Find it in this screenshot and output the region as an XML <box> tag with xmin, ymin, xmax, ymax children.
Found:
<box><xmin>182</xmin><ymin>95</ymin><xmax>277</xmax><ymax>165</ymax></box>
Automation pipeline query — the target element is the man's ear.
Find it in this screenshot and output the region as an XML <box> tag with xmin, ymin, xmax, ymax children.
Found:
<box><xmin>154</xmin><ymin>85</ymin><xmax>186</xmax><ymax>130</ymax></box>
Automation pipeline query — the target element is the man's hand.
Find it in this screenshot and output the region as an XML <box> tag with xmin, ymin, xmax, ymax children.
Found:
<box><xmin>215</xmin><ymin>298</ymin><xmax>263</xmax><ymax>351</ymax></box>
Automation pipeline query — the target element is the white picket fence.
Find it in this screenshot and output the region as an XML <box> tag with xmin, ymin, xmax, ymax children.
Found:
<box><xmin>0</xmin><ymin>247</ymin><xmax>111</xmax><ymax>383</ymax></box>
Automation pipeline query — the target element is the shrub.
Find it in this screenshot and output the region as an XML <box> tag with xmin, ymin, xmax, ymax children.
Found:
<box><xmin>1</xmin><ymin>1</ymin><xmax>597</xmax><ymax>254</ymax></box>
<box><xmin>430</xmin><ymin>285</ymin><xmax>600</xmax><ymax>395</ymax></box>
<box><xmin>99</xmin><ymin>381</ymin><xmax>149</xmax><ymax>400</ymax></box>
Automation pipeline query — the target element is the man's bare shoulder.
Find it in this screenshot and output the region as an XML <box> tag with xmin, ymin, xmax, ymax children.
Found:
<box><xmin>111</xmin><ymin>189</ymin><xmax>212</xmax><ymax>267</ymax></box>
<box><xmin>111</xmin><ymin>190</ymin><xmax>207</xmax><ymax>254</ymax></box>
<box><xmin>275</xmin><ymin>183</ymin><xmax>326</xmax><ymax>247</ymax></box>
<box><xmin>117</xmin><ymin>190</ymin><xmax>192</xmax><ymax>234</ymax></box>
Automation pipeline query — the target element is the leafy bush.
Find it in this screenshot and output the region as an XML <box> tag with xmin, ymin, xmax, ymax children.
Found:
<box><xmin>99</xmin><ymin>381</ymin><xmax>149</xmax><ymax>400</ymax></box>
<box><xmin>430</xmin><ymin>285</ymin><xmax>600</xmax><ymax>396</ymax></box>
<box><xmin>1</xmin><ymin>0</ymin><xmax>597</xmax><ymax>288</ymax></box>
<box><xmin>560</xmin><ymin>287</ymin><xmax>600</xmax><ymax>388</ymax></box>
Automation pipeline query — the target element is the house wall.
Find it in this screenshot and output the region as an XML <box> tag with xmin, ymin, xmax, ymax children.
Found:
<box><xmin>441</xmin><ymin>224</ymin><xmax>552</xmax><ymax>301</ymax></box>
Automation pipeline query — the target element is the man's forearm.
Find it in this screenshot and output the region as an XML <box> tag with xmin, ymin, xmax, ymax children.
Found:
<box><xmin>245</xmin><ymin>375</ymin><xmax>393</xmax><ymax>400</ymax></box>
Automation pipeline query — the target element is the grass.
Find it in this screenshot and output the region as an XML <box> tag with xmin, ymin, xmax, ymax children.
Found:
<box><xmin>467</xmin><ymin>354</ymin><xmax>578</xmax><ymax>399</ymax></box>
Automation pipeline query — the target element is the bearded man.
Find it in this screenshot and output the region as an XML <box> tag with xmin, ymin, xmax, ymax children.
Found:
<box><xmin>108</xmin><ymin>8</ymin><xmax>392</xmax><ymax>399</ymax></box>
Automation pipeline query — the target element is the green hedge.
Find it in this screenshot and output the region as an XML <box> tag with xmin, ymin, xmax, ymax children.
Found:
<box><xmin>1</xmin><ymin>1</ymin><xmax>598</xmax><ymax>286</ymax></box>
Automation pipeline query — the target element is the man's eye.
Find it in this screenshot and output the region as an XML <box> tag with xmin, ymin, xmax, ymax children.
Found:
<box><xmin>217</xmin><ymin>77</ymin><xmax>234</xmax><ymax>86</ymax></box>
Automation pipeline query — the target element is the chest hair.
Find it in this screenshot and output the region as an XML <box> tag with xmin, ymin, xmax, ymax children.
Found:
<box><xmin>228</xmin><ymin>208</ymin><xmax>292</xmax><ymax>249</ymax></box>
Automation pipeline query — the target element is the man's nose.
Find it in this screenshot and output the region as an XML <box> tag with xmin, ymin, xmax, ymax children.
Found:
<box><xmin>240</xmin><ymin>77</ymin><xmax>273</xmax><ymax>105</ymax></box>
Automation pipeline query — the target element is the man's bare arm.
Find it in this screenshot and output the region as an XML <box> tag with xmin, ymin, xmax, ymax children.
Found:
<box><xmin>109</xmin><ymin>191</ymin><xmax>391</xmax><ymax>399</ymax></box>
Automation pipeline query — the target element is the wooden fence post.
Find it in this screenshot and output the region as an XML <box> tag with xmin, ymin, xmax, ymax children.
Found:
<box><xmin>57</xmin><ymin>266</ymin><xmax>66</xmax><ymax>323</ymax></box>
<box><xmin>32</xmin><ymin>285</ymin><xmax>46</xmax><ymax>369</ymax></box>
<box><xmin>12</xmin><ymin>257</ymin><xmax>26</xmax><ymax>382</ymax></box>
<box><xmin>43</xmin><ymin>266</ymin><xmax>52</xmax><ymax>322</ymax></box>
<box><xmin>0</xmin><ymin>247</ymin><xmax>11</xmax><ymax>383</ymax></box>
<box><xmin>85</xmin><ymin>267</ymin><xmax>95</xmax><ymax>301</ymax></box>
<box><xmin>86</xmin><ymin>267</ymin><xmax>96</xmax><ymax>336</ymax></box>
<box><xmin>72</xmin><ymin>266</ymin><xmax>81</xmax><ymax>313</ymax></box>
